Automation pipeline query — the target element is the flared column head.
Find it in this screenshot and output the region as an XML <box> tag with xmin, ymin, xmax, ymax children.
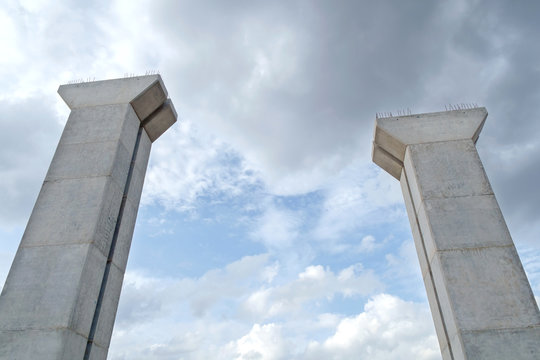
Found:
<box><xmin>372</xmin><ymin>107</ymin><xmax>488</xmax><ymax>179</ymax></box>
<box><xmin>58</xmin><ymin>75</ymin><xmax>177</xmax><ymax>142</ymax></box>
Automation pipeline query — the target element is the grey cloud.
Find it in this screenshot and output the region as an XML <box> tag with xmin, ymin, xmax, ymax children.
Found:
<box><xmin>4</xmin><ymin>0</ymin><xmax>540</xmax><ymax>225</ymax></box>
<box><xmin>480</xmin><ymin>142</ymin><xmax>540</xmax><ymax>233</ymax></box>
<box><xmin>468</xmin><ymin>1</ymin><xmax>540</xmax><ymax>233</ymax></box>
<box><xmin>149</xmin><ymin>0</ymin><xmax>540</xmax><ymax>225</ymax></box>
<box><xmin>151</xmin><ymin>1</ymin><xmax>447</xmax><ymax>179</ymax></box>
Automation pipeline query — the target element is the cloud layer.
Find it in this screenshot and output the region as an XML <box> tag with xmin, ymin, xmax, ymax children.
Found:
<box><xmin>2</xmin><ymin>1</ymin><xmax>540</xmax><ymax>359</ymax></box>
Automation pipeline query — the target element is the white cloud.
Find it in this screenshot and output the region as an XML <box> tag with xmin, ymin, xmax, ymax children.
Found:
<box><xmin>110</xmin><ymin>258</ymin><xmax>385</xmax><ymax>359</ymax></box>
<box><xmin>0</xmin><ymin>236</ymin><xmax>20</xmax><ymax>291</ymax></box>
<box><xmin>0</xmin><ymin>1</ymin><xmax>112</xmax><ymax>102</ymax></box>
<box><xmin>116</xmin><ymin>253</ymin><xmax>271</xmax><ymax>327</ymax></box>
<box><xmin>224</xmin><ymin>323</ymin><xmax>288</xmax><ymax>360</ymax></box>
<box><xmin>0</xmin><ymin>97</ymin><xmax>63</xmax><ymax>227</ymax></box>
<box><xmin>250</xmin><ymin>204</ymin><xmax>302</xmax><ymax>249</ymax></box>
<box><xmin>385</xmin><ymin>240</ymin><xmax>420</xmax><ymax>277</ymax></box>
<box><xmin>382</xmin><ymin>240</ymin><xmax>427</xmax><ymax>301</ymax></box>
<box><xmin>312</xmin><ymin>163</ymin><xmax>404</xmax><ymax>245</ymax></box>
<box><xmin>111</xmin><ymin>318</ymin><xmax>246</xmax><ymax>360</ymax></box>
<box><xmin>0</xmin><ymin>8</ymin><xmax>24</xmax><ymax>66</ymax></box>
<box><xmin>357</xmin><ymin>235</ymin><xmax>377</xmax><ymax>253</ymax></box>
<box><xmin>142</xmin><ymin>119</ymin><xmax>260</xmax><ymax>212</ymax></box>
<box><xmin>303</xmin><ymin>294</ymin><xmax>439</xmax><ymax>360</ymax></box>
<box><xmin>518</xmin><ymin>246</ymin><xmax>540</xmax><ymax>298</ymax></box>
<box><xmin>112</xmin><ymin>291</ymin><xmax>440</xmax><ymax>360</ymax></box>
<box><xmin>242</xmin><ymin>264</ymin><xmax>382</xmax><ymax>319</ymax></box>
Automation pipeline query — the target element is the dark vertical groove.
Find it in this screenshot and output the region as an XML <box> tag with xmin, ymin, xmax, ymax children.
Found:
<box><xmin>403</xmin><ymin>169</ymin><xmax>454</xmax><ymax>360</ymax></box>
<box><xmin>84</xmin><ymin>125</ymin><xmax>143</xmax><ymax>359</ymax></box>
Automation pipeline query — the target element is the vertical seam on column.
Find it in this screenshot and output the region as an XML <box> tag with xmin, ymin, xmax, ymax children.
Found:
<box><xmin>403</xmin><ymin>168</ymin><xmax>454</xmax><ymax>360</ymax></box>
<box><xmin>83</xmin><ymin>124</ymin><xmax>143</xmax><ymax>360</ymax></box>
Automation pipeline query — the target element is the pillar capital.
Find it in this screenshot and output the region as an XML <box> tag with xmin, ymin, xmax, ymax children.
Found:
<box><xmin>58</xmin><ymin>75</ymin><xmax>177</xmax><ymax>142</ymax></box>
<box><xmin>372</xmin><ymin>108</ymin><xmax>487</xmax><ymax>178</ymax></box>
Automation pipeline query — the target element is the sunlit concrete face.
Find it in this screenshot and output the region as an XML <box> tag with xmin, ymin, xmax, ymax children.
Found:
<box><xmin>0</xmin><ymin>75</ymin><xmax>177</xmax><ymax>360</ymax></box>
<box><xmin>373</xmin><ymin>108</ymin><xmax>540</xmax><ymax>360</ymax></box>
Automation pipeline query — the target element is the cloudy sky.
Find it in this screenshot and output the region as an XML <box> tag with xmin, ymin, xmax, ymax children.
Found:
<box><xmin>1</xmin><ymin>0</ymin><xmax>540</xmax><ymax>359</ymax></box>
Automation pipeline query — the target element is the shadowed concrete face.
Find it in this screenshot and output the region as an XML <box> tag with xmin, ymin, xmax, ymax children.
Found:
<box><xmin>372</xmin><ymin>108</ymin><xmax>540</xmax><ymax>359</ymax></box>
<box><xmin>0</xmin><ymin>75</ymin><xmax>177</xmax><ymax>360</ymax></box>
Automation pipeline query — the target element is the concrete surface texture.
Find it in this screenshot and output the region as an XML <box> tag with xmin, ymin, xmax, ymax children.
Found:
<box><xmin>372</xmin><ymin>108</ymin><xmax>540</xmax><ymax>359</ymax></box>
<box><xmin>0</xmin><ymin>75</ymin><xmax>177</xmax><ymax>360</ymax></box>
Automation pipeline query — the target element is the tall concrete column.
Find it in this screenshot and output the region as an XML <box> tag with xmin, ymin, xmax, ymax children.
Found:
<box><xmin>372</xmin><ymin>108</ymin><xmax>540</xmax><ymax>359</ymax></box>
<box><xmin>0</xmin><ymin>75</ymin><xmax>177</xmax><ymax>360</ymax></box>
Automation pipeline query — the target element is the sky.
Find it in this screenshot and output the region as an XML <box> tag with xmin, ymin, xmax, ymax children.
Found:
<box><xmin>1</xmin><ymin>0</ymin><xmax>540</xmax><ymax>359</ymax></box>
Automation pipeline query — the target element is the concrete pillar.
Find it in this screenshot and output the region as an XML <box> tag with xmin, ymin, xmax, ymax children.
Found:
<box><xmin>372</xmin><ymin>108</ymin><xmax>540</xmax><ymax>360</ymax></box>
<box><xmin>0</xmin><ymin>75</ymin><xmax>177</xmax><ymax>360</ymax></box>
